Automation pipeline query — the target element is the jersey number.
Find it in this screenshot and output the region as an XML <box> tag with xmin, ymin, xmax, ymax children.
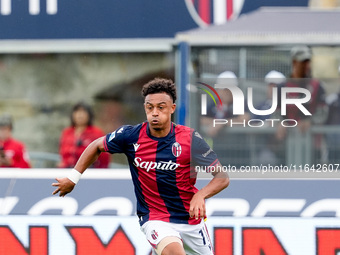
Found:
<box><xmin>199</xmin><ymin>229</ymin><xmax>206</xmax><ymax>245</ymax></box>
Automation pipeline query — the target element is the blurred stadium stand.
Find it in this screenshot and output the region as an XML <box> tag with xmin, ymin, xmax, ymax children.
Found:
<box><xmin>205</xmin><ymin>126</ymin><xmax>340</xmax><ymax>167</ymax></box>
<box><xmin>28</xmin><ymin>152</ymin><xmax>60</xmax><ymax>168</ymax></box>
<box><xmin>175</xmin><ymin>8</ymin><xmax>340</xmax><ymax>168</ymax></box>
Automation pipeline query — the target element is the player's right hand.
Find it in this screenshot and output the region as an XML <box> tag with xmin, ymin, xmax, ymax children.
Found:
<box><xmin>52</xmin><ymin>177</ymin><xmax>75</xmax><ymax>197</ymax></box>
<box><xmin>189</xmin><ymin>192</ymin><xmax>206</xmax><ymax>220</ymax></box>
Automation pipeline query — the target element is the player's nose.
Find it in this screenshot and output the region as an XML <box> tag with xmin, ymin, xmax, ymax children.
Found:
<box><xmin>152</xmin><ymin>108</ymin><xmax>159</xmax><ymax>116</ymax></box>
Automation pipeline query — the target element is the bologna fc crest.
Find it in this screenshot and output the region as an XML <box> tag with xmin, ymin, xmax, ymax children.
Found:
<box><xmin>151</xmin><ymin>230</ymin><xmax>158</xmax><ymax>240</ymax></box>
<box><xmin>172</xmin><ymin>142</ymin><xmax>182</xmax><ymax>157</ymax></box>
<box><xmin>184</xmin><ymin>0</ymin><xmax>245</xmax><ymax>27</ymax></box>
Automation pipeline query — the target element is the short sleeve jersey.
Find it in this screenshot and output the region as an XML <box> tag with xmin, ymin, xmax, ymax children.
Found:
<box><xmin>103</xmin><ymin>122</ymin><xmax>219</xmax><ymax>225</ymax></box>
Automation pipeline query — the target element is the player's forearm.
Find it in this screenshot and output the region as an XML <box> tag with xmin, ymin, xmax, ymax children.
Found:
<box><xmin>198</xmin><ymin>171</ymin><xmax>229</xmax><ymax>199</ymax></box>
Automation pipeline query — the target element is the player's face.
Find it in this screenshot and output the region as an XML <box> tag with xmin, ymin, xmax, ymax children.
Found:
<box><xmin>144</xmin><ymin>93</ymin><xmax>176</xmax><ymax>132</ymax></box>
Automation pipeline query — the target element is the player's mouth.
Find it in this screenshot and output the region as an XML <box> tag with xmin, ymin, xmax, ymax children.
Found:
<box><xmin>151</xmin><ymin>119</ymin><xmax>160</xmax><ymax>125</ymax></box>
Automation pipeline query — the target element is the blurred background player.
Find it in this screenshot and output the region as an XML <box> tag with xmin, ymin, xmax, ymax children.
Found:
<box><xmin>0</xmin><ymin>114</ymin><xmax>31</xmax><ymax>168</ymax></box>
<box><xmin>58</xmin><ymin>102</ymin><xmax>110</xmax><ymax>168</ymax></box>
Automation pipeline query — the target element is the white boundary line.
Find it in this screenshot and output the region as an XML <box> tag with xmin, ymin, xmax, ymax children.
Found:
<box><xmin>0</xmin><ymin>169</ymin><xmax>131</xmax><ymax>179</ymax></box>
<box><xmin>0</xmin><ymin>169</ymin><xmax>338</xmax><ymax>181</ymax></box>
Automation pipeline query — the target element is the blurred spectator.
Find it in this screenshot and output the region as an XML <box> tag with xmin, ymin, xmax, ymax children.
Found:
<box><xmin>276</xmin><ymin>46</ymin><xmax>328</xmax><ymax>164</ymax></box>
<box><xmin>200</xmin><ymin>71</ymin><xmax>250</xmax><ymax>167</ymax></box>
<box><xmin>277</xmin><ymin>45</ymin><xmax>328</xmax><ymax>140</ymax></box>
<box><xmin>0</xmin><ymin>114</ymin><xmax>31</xmax><ymax>168</ymax></box>
<box><xmin>325</xmin><ymin>66</ymin><xmax>340</xmax><ymax>163</ymax></box>
<box><xmin>202</xmin><ymin>71</ymin><xmax>250</xmax><ymax>136</ymax></box>
<box><xmin>326</xmin><ymin>66</ymin><xmax>340</xmax><ymax>125</ymax></box>
<box><xmin>59</xmin><ymin>102</ymin><xmax>110</xmax><ymax>168</ymax></box>
<box><xmin>253</xmin><ymin>70</ymin><xmax>286</xmax><ymax>121</ymax></box>
<box><xmin>253</xmin><ymin>71</ymin><xmax>286</xmax><ymax>166</ymax></box>
<box><xmin>326</xmin><ymin>91</ymin><xmax>340</xmax><ymax>124</ymax></box>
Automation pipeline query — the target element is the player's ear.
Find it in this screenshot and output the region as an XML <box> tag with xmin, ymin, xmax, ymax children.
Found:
<box><xmin>171</xmin><ymin>103</ymin><xmax>176</xmax><ymax>114</ymax></box>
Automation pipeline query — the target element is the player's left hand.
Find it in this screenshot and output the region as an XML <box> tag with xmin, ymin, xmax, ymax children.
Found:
<box><xmin>189</xmin><ymin>192</ymin><xmax>206</xmax><ymax>220</ymax></box>
<box><xmin>52</xmin><ymin>177</ymin><xmax>75</xmax><ymax>197</ymax></box>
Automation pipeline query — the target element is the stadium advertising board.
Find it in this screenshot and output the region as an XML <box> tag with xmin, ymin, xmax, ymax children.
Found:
<box><xmin>0</xmin><ymin>216</ymin><xmax>339</xmax><ymax>254</ymax></box>
<box><xmin>0</xmin><ymin>170</ymin><xmax>340</xmax><ymax>217</ymax></box>
<box><xmin>1</xmin><ymin>170</ymin><xmax>340</xmax><ymax>253</ymax></box>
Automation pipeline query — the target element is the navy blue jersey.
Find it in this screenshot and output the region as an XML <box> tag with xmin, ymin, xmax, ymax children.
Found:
<box><xmin>103</xmin><ymin>122</ymin><xmax>219</xmax><ymax>225</ymax></box>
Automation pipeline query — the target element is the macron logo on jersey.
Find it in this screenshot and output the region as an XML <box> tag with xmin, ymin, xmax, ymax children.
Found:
<box><xmin>194</xmin><ymin>131</ymin><xmax>202</xmax><ymax>139</ymax></box>
<box><xmin>133</xmin><ymin>143</ymin><xmax>140</xmax><ymax>152</ymax></box>
<box><xmin>134</xmin><ymin>157</ymin><xmax>180</xmax><ymax>172</ymax></box>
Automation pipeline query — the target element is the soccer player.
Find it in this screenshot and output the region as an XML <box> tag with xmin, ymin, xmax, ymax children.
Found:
<box><xmin>52</xmin><ymin>78</ymin><xmax>229</xmax><ymax>255</ymax></box>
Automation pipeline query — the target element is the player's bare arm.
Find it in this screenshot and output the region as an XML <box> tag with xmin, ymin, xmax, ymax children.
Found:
<box><xmin>189</xmin><ymin>162</ymin><xmax>229</xmax><ymax>219</ymax></box>
<box><xmin>52</xmin><ymin>136</ymin><xmax>106</xmax><ymax>197</ymax></box>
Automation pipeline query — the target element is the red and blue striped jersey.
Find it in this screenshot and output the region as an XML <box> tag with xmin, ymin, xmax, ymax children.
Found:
<box><xmin>103</xmin><ymin>122</ymin><xmax>219</xmax><ymax>225</ymax></box>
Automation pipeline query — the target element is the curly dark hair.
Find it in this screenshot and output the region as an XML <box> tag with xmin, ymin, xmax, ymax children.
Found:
<box><xmin>141</xmin><ymin>78</ymin><xmax>177</xmax><ymax>103</ymax></box>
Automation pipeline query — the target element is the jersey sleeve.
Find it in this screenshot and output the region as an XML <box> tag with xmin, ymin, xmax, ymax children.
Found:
<box><xmin>104</xmin><ymin>125</ymin><xmax>130</xmax><ymax>154</ymax></box>
<box><xmin>191</xmin><ymin>130</ymin><xmax>219</xmax><ymax>167</ymax></box>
